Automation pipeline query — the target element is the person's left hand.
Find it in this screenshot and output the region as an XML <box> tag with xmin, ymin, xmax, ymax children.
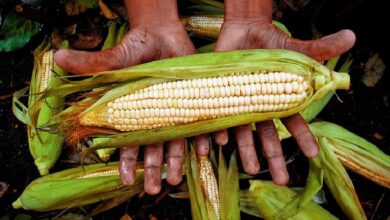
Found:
<box><xmin>195</xmin><ymin>0</ymin><xmax>356</xmax><ymax>185</ymax></box>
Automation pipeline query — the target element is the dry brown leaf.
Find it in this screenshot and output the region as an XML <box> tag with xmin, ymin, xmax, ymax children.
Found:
<box><xmin>91</xmin><ymin>194</ymin><xmax>134</xmax><ymax>216</ymax></box>
<box><xmin>120</xmin><ymin>213</ymin><xmax>133</xmax><ymax>220</ymax></box>
<box><xmin>99</xmin><ymin>0</ymin><xmax>119</xmax><ymax>20</ymax></box>
<box><xmin>70</xmin><ymin>31</ymin><xmax>103</xmax><ymax>50</ymax></box>
<box><xmin>149</xmin><ymin>214</ymin><xmax>158</xmax><ymax>220</ymax></box>
<box><xmin>362</xmin><ymin>53</ymin><xmax>385</xmax><ymax>87</ymax></box>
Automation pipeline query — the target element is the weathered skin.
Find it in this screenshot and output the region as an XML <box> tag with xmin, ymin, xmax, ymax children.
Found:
<box><xmin>205</xmin><ymin>0</ymin><xmax>356</xmax><ymax>184</ymax></box>
<box><xmin>55</xmin><ymin>0</ymin><xmax>355</xmax><ymax>194</ymax></box>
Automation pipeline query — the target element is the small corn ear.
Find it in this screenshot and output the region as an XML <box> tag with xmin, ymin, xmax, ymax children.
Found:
<box><xmin>198</xmin><ymin>156</ymin><xmax>220</xmax><ymax>219</ymax></box>
<box><xmin>13</xmin><ymin>40</ymin><xmax>69</xmax><ymax>175</ymax></box>
<box><xmin>12</xmin><ymin>162</ymin><xmax>149</xmax><ymax>211</ymax></box>
<box><xmin>185</xmin><ymin>143</ymin><xmax>211</xmax><ymax>220</ymax></box>
<box><xmin>181</xmin><ymin>15</ymin><xmax>223</xmax><ymax>39</ymax></box>
<box><xmin>181</xmin><ymin>15</ymin><xmax>291</xmax><ymax>39</ymax></box>
<box><xmin>309</xmin><ymin>121</ymin><xmax>390</xmax><ymax>188</ymax></box>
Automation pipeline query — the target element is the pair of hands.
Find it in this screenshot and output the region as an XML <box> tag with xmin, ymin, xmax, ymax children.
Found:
<box><xmin>55</xmin><ymin>0</ymin><xmax>356</xmax><ymax>195</ymax></box>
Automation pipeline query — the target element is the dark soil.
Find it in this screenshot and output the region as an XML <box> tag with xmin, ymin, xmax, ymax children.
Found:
<box><xmin>1</xmin><ymin>0</ymin><xmax>389</xmax><ymax>219</ymax></box>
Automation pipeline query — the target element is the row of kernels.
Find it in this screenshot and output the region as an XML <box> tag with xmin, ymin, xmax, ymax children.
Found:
<box><xmin>108</xmin><ymin>92</ymin><xmax>306</xmax><ymax>111</ymax></box>
<box><xmin>107</xmin><ymin>103</ymin><xmax>297</xmax><ymax>126</ymax></box>
<box><xmin>39</xmin><ymin>50</ymin><xmax>54</xmax><ymax>92</ymax></box>
<box><xmin>144</xmin><ymin>72</ymin><xmax>304</xmax><ymax>91</ymax></box>
<box><xmin>116</xmin><ymin>83</ymin><xmax>307</xmax><ymax>102</ymax></box>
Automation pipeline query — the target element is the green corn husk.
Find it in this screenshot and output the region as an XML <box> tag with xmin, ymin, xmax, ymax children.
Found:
<box><xmin>12</xmin><ymin>162</ymin><xmax>151</xmax><ymax>211</ymax></box>
<box><xmin>248</xmin><ymin>180</ymin><xmax>337</xmax><ymax>220</ymax></box>
<box><xmin>317</xmin><ymin>136</ymin><xmax>367</xmax><ymax>220</ymax></box>
<box><xmin>275</xmin><ymin>156</ymin><xmax>324</xmax><ymax>219</ymax></box>
<box><xmin>274</xmin><ymin>54</ymin><xmax>354</xmax><ymax>140</ymax></box>
<box><xmin>101</xmin><ymin>22</ymin><xmax>118</xmax><ymax>50</ymax></box>
<box><xmin>218</xmin><ymin>149</ymin><xmax>240</xmax><ymax>220</ymax></box>
<box><xmin>12</xmin><ymin>39</ymin><xmax>69</xmax><ymax>175</ymax></box>
<box><xmin>197</xmin><ymin>43</ymin><xmax>215</xmax><ymax>53</ymax></box>
<box><xmin>96</xmin><ymin>21</ymin><xmax>126</xmax><ymax>161</ymax></box>
<box><xmin>309</xmin><ymin>121</ymin><xmax>390</xmax><ymax>188</ymax></box>
<box><xmin>186</xmin><ymin>143</ymin><xmax>215</xmax><ymax>220</ymax></box>
<box><xmin>95</xmin><ymin>137</ymin><xmax>116</xmax><ymax>162</ymax></box>
<box><xmin>239</xmin><ymin>188</ymin><xmax>327</xmax><ymax>218</ymax></box>
<box><xmin>115</xmin><ymin>22</ymin><xmax>128</xmax><ymax>45</ymax></box>
<box><xmin>43</xmin><ymin>49</ymin><xmax>350</xmax><ymax>155</ymax></box>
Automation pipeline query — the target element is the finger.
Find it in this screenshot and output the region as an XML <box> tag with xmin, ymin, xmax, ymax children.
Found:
<box><xmin>213</xmin><ymin>129</ymin><xmax>229</xmax><ymax>146</ymax></box>
<box><xmin>234</xmin><ymin>124</ymin><xmax>260</xmax><ymax>175</ymax></box>
<box><xmin>281</xmin><ymin>114</ymin><xmax>319</xmax><ymax>158</ymax></box>
<box><xmin>255</xmin><ymin>121</ymin><xmax>289</xmax><ymax>185</ymax></box>
<box><xmin>195</xmin><ymin>134</ymin><xmax>210</xmax><ymax>157</ymax></box>
<box><xmin>54</xmin><ymin>30</ymin><xmax>157</xmax><ymax>74</ymax></box>
<box><xmin>166</xmin><ymin>138</ymin><xmax>184</xmax><ymax>185</ymax></box>
<box><xmin>144</xmin><ymin>143</ymin><xmax>163</xmax><ymax>195</ymax></box>
<box><xmin>119</xmin><ymin>146</ymin><xmax>139</xmax><ymax>185</ymax></box>
<box><xmin>285</xmin><ymin>29</ymin><xmax>356</xmax><ymax>61</ymax></box>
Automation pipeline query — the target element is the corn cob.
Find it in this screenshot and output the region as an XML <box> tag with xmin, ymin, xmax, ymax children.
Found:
<box><xmin>181</xmin><ymin>16</ymin><xmax>223</xmax><ymax>39</ymax></box>
<box><xmin>29</xmin><ymin>49</ymin><xmax>63</xmax><ymax>175</ymax></box>
<box><xmin>37</xmin><ymin>50</ymin><xmax>54</xmax><ymax>93</ymax></box>
<box><xmin>12</xmin><ymin>40</ymin><xmax>69</xmax><ymax>175</ymax></box>
<box><xmin>198</xmin><ymin>156</ymin><xmax>220</xmax><ymax>219</ymax></box>
<box><xmin>309</xmin><ymin>121</ymin><xmax>390</xmax><ymax>189</ymax></box>
<box><xmin>12</xmin><ymin>162</ymin><xmax>149</xmax><ymax>211</ymax></box>
<box><xmin>81</xmin><ymin>71</ymin><xmax>311</xmax><ymax>131</ymax></box>
<box><xmin>181</xmin><ymin>15</ymin><xmax>291</xmax><ymax>39</ymax></box>
<box><xmin>43</xmin><ymin>49</ymin><xmax>349</xmax><ymax>150</ymax></box>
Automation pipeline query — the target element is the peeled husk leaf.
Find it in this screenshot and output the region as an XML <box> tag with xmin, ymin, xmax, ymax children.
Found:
<box><xmin>249</xmin><ymin>180</ymin><xmax>337</xmax><ymax>219</ymax></box>
<box><xmin>309</xmin><ymin>121</ymin><xmax>390</xmax><ymax>188</ymax></box>
<box><xmin>317</xmin><ymin>137</ymin><xmax>367</xmax><ymax>220</ymax></box>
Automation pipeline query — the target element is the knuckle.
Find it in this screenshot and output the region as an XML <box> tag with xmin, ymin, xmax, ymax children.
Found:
<box><xmin>261</xmin><ymin>126</ymin><xmax>276</xmax><ymax>137</ymax></box>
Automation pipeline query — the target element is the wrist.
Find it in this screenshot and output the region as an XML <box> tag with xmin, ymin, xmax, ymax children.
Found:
<box><xmin>224</xmin><ymin>0</ymin><xmax>273</xmax><ymax>22</ymax></box>
<box><xmin>125</xmin><ymin>0</ymin><xmax>180</xmax><ymax>27</ymax></box>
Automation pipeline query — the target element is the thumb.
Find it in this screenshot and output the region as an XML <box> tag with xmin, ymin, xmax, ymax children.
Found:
<box><xmin>54</xmin><ymin>47</ymin><xmax>126</xmax><ymax>74</ymax></box>
<box><xmin>54</xmin><ymin>30</ymin><xmax>157</xmax><ymax>74</ymax></box>
<box><xmin>285</xmin><ymin>29</ymin><xmax>356</xmax><ymax>61</ymax></box>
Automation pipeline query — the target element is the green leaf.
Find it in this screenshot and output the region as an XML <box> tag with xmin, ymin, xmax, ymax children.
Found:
<box><xmin>0</xmin><ymin>12</ymin><xmax>41</xmax><ymax>52</ymax></box>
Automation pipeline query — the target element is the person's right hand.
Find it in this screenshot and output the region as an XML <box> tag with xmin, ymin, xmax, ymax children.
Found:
<box><xmin>55</xmin><ymin>0</ymin><xmax>195</xmax><ymax>195</ymax></box>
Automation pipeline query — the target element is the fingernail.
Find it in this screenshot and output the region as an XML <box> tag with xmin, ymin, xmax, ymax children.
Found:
<box><xmin>215</xmin><ymin>135</ymin><xmax>228</xmax><ymax>146</ymax></box>
<box><xmin>244</xmin><ymin>161</ymin><xmax>260</xmax><ymax>175</ymax></box>
<box><xmin>119</xmin><ymin>163</ymin><xmax>135</xmax><ymax>185</ymax></box>
<box><xmin>273</xmin><ymin>172</ymin><xmax>289</xmax><ymax>185</ymax></box>
<box><xmin>145</xmin><ymin>183</ymin><xmax>161</xmax><ymax>195</ymax></box>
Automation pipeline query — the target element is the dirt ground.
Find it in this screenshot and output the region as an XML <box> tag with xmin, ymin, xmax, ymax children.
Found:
<box><xmin>0</xmin><ymin>0</ymin><xmax>389</xmax><ymax>219</ymax></box>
